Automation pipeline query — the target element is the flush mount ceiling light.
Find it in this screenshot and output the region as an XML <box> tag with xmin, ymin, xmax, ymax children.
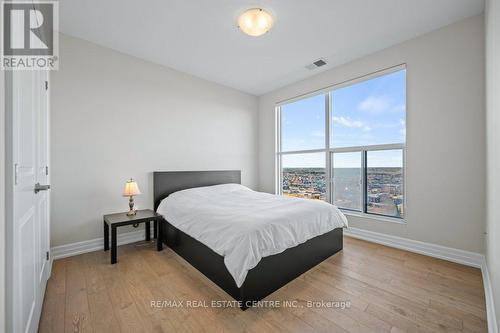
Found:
<box><xmin>237</xmin><ymin>8</ymin><xmax>274</xmax><ymax>37</ymax></box>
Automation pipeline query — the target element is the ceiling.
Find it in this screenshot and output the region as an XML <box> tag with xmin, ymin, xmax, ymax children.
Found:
<box><xmin>59</xmin><ymin>0</ymin><xmax>484</xmax><ymax>96</ymax></box>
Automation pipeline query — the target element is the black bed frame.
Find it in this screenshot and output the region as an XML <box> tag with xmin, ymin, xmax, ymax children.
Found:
<box><xmin>153</xmin><ymin>170</ymin><xmax>343</xmax><ymax>310</ymax></box>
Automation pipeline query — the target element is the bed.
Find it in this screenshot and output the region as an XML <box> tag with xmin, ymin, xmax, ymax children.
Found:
<box><xmin>154</xmin><ymin>170</ymin><xmax>346</xmax><ymax>309</ymax></box>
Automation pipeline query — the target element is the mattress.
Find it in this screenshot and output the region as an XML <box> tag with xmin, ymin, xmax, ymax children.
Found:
<box><xmin>156</xmin><ymin>184</ymin><xmax>348</xmax><ymax>287</ymax></box>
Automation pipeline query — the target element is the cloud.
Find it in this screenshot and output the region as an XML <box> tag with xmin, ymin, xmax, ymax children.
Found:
<box><xmin>332</xmin><ymin>116</ymin><xmax>371</xmax><ymax>131</ymax></box>
<box><xmin>358</xmin><ymin>96</ymin><xmax>391</xmax><ymax>113</ymax></box>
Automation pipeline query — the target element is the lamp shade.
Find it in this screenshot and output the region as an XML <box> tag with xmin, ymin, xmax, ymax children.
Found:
<box><xmin>123</xmin><ymin>179</ymin><xmax>141</xmax><ymax>196</ymax></box>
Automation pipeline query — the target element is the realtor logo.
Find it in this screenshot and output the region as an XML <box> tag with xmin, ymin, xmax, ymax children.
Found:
<box><xmin>1</xmin><ymin>0</ymin><xmax>59</xmax><ymax>70</ymax></box>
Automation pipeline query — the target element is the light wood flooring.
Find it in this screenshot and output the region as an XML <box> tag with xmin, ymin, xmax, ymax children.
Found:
<box><xmin>39</xmin><ymin>236</ymin><xmax>487</xmax><ymax>333</ymax></box>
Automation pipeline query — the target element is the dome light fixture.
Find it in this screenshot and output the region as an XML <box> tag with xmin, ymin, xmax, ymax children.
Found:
<box><xmin>237</xmin><ymin>8</ymin><xmax>274</xmax><ymax>37</ymax></box>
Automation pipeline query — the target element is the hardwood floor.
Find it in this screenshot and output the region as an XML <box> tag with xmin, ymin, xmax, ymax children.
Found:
<box><xmin>39</xmin><ymin>236</ymin><xmax>487</xmax><ymax>333</ymax></box>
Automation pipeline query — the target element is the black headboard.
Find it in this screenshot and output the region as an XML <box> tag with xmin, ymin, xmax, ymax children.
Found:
<box><xmin>153</xmin><ymin>170</ymin><xmax>241</xmax><ymax>211</ymax></box>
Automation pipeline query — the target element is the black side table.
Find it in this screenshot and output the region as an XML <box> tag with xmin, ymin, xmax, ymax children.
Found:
<box><xmin>103</xmin><ymin>209</ymin><xmax>163</xmax><ymax>264</ymax></box>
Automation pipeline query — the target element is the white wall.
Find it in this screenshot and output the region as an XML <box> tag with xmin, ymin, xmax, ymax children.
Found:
<box><xmin>51</xmin><ymin>34</ymin><xmax>258</xmax><ymax>247</ymax></box>
<box><xmin>485</xmin><ymin>0</ymin><xmax>500</xmax><ymax>328</ymax></box>
<box><xmin>258</xmin><ymin>15</ymin><xmax>485</xmax><ymax>253</ymax></box>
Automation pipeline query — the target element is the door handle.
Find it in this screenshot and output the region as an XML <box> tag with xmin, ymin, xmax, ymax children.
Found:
<box><xmin>34</xmin><ymin>183</ymin><xmax>50</xmax><ymax>194</ymax></box>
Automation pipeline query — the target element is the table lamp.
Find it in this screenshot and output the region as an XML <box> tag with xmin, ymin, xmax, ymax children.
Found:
<box><xmin>123</xmin><ymin>179</ymin><xmax>141</xmax><ymax>216</ymax></box>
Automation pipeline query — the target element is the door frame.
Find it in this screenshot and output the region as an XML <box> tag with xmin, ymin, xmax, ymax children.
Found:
<box><xmin>1</xmin><ymin>61</ymin><xmax>7</xmax><ymax>333</ymax></box>
<box><xmin>5</xmin><ymin>69</ymin><xmax>15</xmax><ymax>333</ymax></box>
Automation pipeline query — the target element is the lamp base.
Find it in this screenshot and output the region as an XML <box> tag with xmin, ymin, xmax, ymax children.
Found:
<box><xmin>127</xmin><ymin>196</ymin><xmax>136</xmax><ymax>216</ymax></box>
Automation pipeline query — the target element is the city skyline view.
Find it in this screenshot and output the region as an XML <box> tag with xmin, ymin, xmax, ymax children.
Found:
<box><xmin>282</xmin><ymin>166</ymin><xmax>404</xmax><ymax>218</ymax></box>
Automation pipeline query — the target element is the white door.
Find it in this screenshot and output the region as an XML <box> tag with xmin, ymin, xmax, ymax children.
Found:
<box><xmin>11</xmin><ymin>69</ymin><xmax>51</xmax><ymax>333</ymax></box>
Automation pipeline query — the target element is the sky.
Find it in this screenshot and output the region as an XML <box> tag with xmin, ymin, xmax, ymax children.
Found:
<box><xmin>281</xmin><ymin>69</ymin><xmax>406</xmax><ymax>168</ymax></box>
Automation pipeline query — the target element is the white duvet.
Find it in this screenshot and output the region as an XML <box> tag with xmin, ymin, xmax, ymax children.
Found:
<box><xmin>157</xmin><ymin>184</ymin><xmax>348</xmax><ymax>287</ymax></box>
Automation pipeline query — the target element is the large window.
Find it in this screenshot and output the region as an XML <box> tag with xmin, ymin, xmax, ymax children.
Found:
<box><xmin>277</xmin><ymin>66</ymin><xmax>406</xmax><ymax>219</ymax></box>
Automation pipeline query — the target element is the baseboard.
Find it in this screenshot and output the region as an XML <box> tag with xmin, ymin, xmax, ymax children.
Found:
<box><xmin>344</xmin><ymin>227</ymin><xmax>497</xmax><ymax>333</ymax></box>
<box><xmin>344</xmin><ymin>227</ymin><xmax>484</xmax><ymax>267</ymax></box>
<box><xmin>50</xmin><ymin>226</ymin><xmax>154</xmax><ymax>260</ymax></box>
<box><xmin>481</xmin><ymin>259</ymin><xmax>498</xmax><ymax>333</ymax></box>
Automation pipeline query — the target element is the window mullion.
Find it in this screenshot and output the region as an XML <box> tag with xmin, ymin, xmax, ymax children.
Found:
<box><xmin>325</xmin><ymin>92</ymin><xmax>331</xmax><ymax>203</ymax></box>
<box><xmin>276</xmin><ymin>106</ymin><xmax>282</xmax><ymax>194</ymax></box>
<box><xmin>362</xmin><ymin>150</ymin><xmax>367</xmax><ymax>213</ymax></box>
<box><xmin>331</xmin><ymin>143</ymin><xmax>404</xmax><ymax>153</ymax></box>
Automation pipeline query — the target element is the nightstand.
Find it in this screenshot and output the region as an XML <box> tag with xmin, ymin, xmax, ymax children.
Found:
<box><xmin>103</xmin><ymin>209</ymin><xmax>163</xmax><ymax>264</ymax></box>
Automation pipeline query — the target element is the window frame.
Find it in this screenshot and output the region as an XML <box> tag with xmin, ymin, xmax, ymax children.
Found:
<box><xmin>276</xmin><ymin>64</ymin><xmax>407</xmax><ymax>222</ymax></box>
